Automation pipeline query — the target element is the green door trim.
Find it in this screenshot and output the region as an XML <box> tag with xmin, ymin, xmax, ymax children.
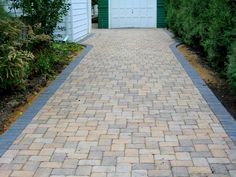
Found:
<box><xmin>98</xmin><ymin>0</ymin><xmax>166</xmax><ymax>29</ymax></box>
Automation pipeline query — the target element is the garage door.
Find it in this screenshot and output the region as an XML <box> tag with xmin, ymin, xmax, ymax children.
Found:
<box><xmin>110</xmin><ymin>0</ymin><xmax>157</xmax><ymax>28</ymax></box>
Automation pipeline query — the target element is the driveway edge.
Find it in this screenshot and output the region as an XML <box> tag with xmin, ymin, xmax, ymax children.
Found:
<box><xmin>0</xmin><ymin>44</ymin><xmax>93</xmax><ymax>156</ymax></box>
<box><xmin>166</xmin><ymin>30</ymin><xmax>236</xmax><ymax>144</ymax></box>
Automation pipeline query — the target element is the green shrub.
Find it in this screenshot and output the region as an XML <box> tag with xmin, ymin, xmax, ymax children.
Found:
<box><xmin>0</xmin><ymin>17</ymin><xmax>82</xmax><ymax>93</ymax></box>
<box><xmin>0</xmin><ymin>47</ymin><xmax>34</xmax><ymax>91</ymax></box>
<box><xmin>202</xmin><ymin>0</ymin><xmax>235</xmax><ymax>72</ymax></box>
<box><xmin>10</xmin><ymin>0</ymin><xmax>70</xmax><ymax>36</ymax></box>
<box><xmin>165</xmin><ymin>0</ymin><xmax>236</xmax><ymax>96</ymax></box>
<box><xmin>165</xmin><ymin>0</ymin><xmax>236</xmax><ymax>71</ymax></box>
<box><xmin>227</xmin><ymin>42</ymin><xmax>236</xmax><ymax>94</ymax></box>
<box><xmin>0</xmin><ymin>18</ymin><xmax>51</xmax><ymax>92</ymax></box>
<box><xmin>0</xmin><ymin>18</ymin><xmax>51</xmax><ymax>52</ymax></box>
<box><xmin>0</xmin><ymin>19</ymin><xmax>31</xmax><ymax>91</ymax></box>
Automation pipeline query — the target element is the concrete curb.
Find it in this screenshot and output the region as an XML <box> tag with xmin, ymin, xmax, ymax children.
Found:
<box><xmin>0</xmin><ymin>44</ymin><xmax>93</xmax><ymax>156</ymax></box>
<box><xmin>165</xmin><ymin>29</ymin><xmax>236</xmax><ymax>144</ymax></box>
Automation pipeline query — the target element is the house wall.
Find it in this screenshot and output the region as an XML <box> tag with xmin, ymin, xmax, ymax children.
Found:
<box><xmin>55</xmin><ymin>0</ymin><xmax>92</xmax><ymax>42</ymax></box>
<box><xmin>98</xmin><ymin>0</ymin><xmax>166</xmax><ymax>29</ymax></box>
<box><xmin>4</xmin><ymin>0</ymin><xmax>91</xmax><ymax>42</ymax></box>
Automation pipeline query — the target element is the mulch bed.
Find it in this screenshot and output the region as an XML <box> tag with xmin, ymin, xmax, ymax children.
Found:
<box><xmin>178</xmin><ymin>44</ymin><xmax>236</xmax><ymax>120</ymax></box>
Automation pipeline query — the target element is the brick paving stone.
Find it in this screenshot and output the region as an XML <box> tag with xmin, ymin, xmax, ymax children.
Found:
<box><xmin>91</xmin><ymin>173</ymin><xmax>106</xmax><ymax>177</ymax></box>
<box><xmin>0</xmin><ymin>29</ymin><xmax>235</xmax><ymax>177</ymax></box>
<box><xmin>192</xmin><ymin>158</ymin><xmax>209</xmax><ymax>167</ymax></box>
<box><xmin>188</xmin><ymin>167</ymin><xmax>212</xmax><ymax>174</ymax></box>
<box><xmin>210</xmin><ymin>164</ymin><xmax>229</xmax><ymax>175</ymax></box>
<box><xmin>230</xmin><ymin>170</ymin><xmax>236</xmax><ymax>177</ymax></box>
<box><xmin>92</xmin><ymin>166</ymin><xmax>115</xmax><ymax>173</ymax></box>
<box><xmin>62</xmin><ymin>159</ymin><xmax>78</xmax><ymax>168</ymax></box>
<box><xmin>176</xmin><ymin>152</ymin><xmax>191</xmax><ymax>160</ymax></box>
<box><xmin>0</xmin><ymin>170</ymin><xmax>11</xmax><ymax>177</ymax></box>
<box><xmin>40</xmin><ymin>162</ymin><xmax>62</xmax><ymax>168</ymax></box>
<box><xmin>22</xmin><ymin>161</ymin><xmax>40</xmax><ymax>171</ymax></box>
<box><xmin>11</xmin><ymin>170</ymin><xmax>35</xmax><ymax>177</ymax></box>
<box><xmin>0</xmin><ymin>164</ymin><xmax>23</xmax><ymax>171</ymax></box>
<box><xmin>132</xmin><ymin>170</ymin><xmax>148</xmax><ymax>177</ymax></box>
<box><xmin>51</xmin><ymin>168</ymin><xmax>75</xmax><ymax>176</ymax></box>
<box><xmin>107</xmin><ymin>173</ymin><xmax>131</xmax><ymax>177</ymax></box>
<box><xmin>155</xmin><ymin>161</ymin><xmax>171</xmax><ymax>170</ymax></box>
<box><xmin>148</xmin><ymin>169</ymin><xmax>172</xmax><ymax>177</ymax></box>
<box><xmin>102</xmin><ymin>156</ymin><xmax>117</xmax><ymax>166</ymax></box>
<box><xmin>117</xmin><ymin>163</ymin><xmax>131</xmax><ymax>172</ymax></box>
<box><xmin>172</xmin><ymin>167</ymin><xmax>189</xmax><ymax>176</ymax></box>
<box><xmin>208</xmin><ymin>158</ymin><xmax>230</xmax><ymax>164</ymax></box>
<box><xmin>76</xmin><ymin>166</ymin><xmax>92</xmax><ymax>176</ymax></box>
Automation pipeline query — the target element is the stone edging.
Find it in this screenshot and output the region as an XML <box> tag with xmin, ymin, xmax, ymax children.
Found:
<box><xmin>164</xmin><ymin>29</ymin><xmax>236</xmax><ymax>144</ymax></box>
<box><xmin>0</xmin><ymin>43</ymin><xmax>93</xmax><ymax>156</ymax></box>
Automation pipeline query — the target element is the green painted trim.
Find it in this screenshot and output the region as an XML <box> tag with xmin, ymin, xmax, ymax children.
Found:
<box><xmin>98</xmin><ymin>0</ymin><xmax>166</xmax><ymax>28</ymax></box>
<box><xmin>157</xmin><ymin>0</ymin><xmax>166</xmax><ymax>28</ymax></box>
<box><xmin>98</xmin><ymin>0</ymin><xmax>109</xmax><ymax>29</ymax></box>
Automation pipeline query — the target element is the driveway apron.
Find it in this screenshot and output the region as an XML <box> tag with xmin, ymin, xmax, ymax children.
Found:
<box><xmin>0</xmin><ymin>29</ymin><xmax>236</xmax><ymax>177</ymax></box>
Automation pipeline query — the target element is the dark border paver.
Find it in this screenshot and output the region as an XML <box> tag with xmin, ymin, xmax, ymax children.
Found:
<box><xmin>166</xmin><ymin>29</ymin><xmax>236</xmax><ymax>144</ymax></box>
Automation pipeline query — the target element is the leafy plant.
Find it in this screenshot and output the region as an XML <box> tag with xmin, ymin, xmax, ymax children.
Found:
<box><xmin>0</xmin><ymin>18</ymin><xmax>51</xmax><ymax>52</ymax></box>
<box><xmin>0</xmin><ymin>47</ymin><xmax>34</xmax><ymax>91</ymax></box>
<box><xmin>0</xmin><ymin>18</ymin><xmax>52</xmax><ymax>92</ymax></box>
<box><xmin>10</xmin><ymin>0</ymin><xmax>70</xmax><ymax>37</ymax></box>
<box><xmin>32</xmin><ymin>49</ymin><xmax>56</xmax><ymax>76</ymax></box>
<box><xmin>31</xmin><ymin>42</ymin><xmax>82</xmax><ymax>77</ymax></box>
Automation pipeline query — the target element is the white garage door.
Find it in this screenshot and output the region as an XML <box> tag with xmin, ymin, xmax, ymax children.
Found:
<box><xmin>110</xmin><ymin>0</ymin><xmax>157</xmax><ymax>28</ymax></box>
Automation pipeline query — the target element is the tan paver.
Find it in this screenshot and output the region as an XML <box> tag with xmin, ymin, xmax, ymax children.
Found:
<box><xmin>0</xmin><ymin>29</ymin><xmax>236</xmax><ymax>176</ymax></box>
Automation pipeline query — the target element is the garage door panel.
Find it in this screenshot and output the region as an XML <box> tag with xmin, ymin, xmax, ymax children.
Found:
<box><xmin>110</xmin><ymin>0</ymin><xmax>157</xmax><ymax>28</ymax></box>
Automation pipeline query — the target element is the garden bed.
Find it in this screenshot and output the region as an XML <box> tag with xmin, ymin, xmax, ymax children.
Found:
<box><xmin>178</xmin><ymin>44</ymin><xmax>236</xmax><ymax>120</ymax></box>
<box><xmin>0</xmin><ymin>43</ymin><xmax>83</xmax><ymax>134</ymax></box>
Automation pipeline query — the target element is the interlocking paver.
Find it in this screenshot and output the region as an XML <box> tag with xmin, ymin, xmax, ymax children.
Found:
<box><xmin>0</xmin><ymin>29</ymin><xmax>236</xmax><ymax>176</ymax></box>
<box><xmin>172</xmin><ymin>167</ymin><xmax>189</xmax><ymax>176</ymax></box>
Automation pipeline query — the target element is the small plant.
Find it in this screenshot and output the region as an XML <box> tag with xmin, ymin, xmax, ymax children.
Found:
<box><xmin>32</xmin><ymin>49</ymin><xmax>55</xmax><ymax>76</ymax></box>
<box><xmin>0</xmin><ymin>47</ymin><xmax>34</xmax><ymax>91</ymax></box>
<box><xmin>31</xmin><ymin>42</ymin><xmax>82</xmax><ymax>77</ymax></box>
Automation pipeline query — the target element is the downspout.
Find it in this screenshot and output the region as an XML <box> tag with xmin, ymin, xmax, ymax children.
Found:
<box><xmin>63</xmin><ymin>12</ymin><xmax>69</xmax><ymax>42</ymax></box>
<box><xmin>64</xmin><ymin>0</ymin><xmax>73</xmax><ymax>42</ymax></box>
<box><xmin>70</xmin><ymin>0</ymin><xmax>74</xmax><ymax>42</ymax></box>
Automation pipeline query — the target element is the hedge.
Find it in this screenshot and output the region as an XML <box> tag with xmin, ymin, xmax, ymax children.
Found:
<box><xmin>165</xmin><ymin>0</ymin><xmax>236</xmax><ymax>94</ymax></box>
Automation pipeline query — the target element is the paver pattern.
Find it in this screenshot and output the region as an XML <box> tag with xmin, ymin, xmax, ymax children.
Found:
<box><xmin>0</xmin><ymin>29</ymin><xmax>236</xmax><ymax>177</ymax></box>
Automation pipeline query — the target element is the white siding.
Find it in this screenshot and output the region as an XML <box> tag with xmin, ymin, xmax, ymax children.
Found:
<box><xmin>56</xmin><ymin>0</ymin><xmax>91</xmax><ymax>42</ymax></box>
<box><xmin>3</xmin><ymin>1</ymin><xmax>22</xmax><ymax>16</ymax></box>
<box><xmin>71</xmin><ymin>0</ymin><xmax>91</xmax><ymax>41</ymax></box>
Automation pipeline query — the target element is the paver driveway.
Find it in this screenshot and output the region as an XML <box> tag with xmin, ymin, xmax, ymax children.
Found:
<box><xmin>0</xmin><ymin>29</ymin><xmax>236</xmax><ymax>177</ymax></box>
